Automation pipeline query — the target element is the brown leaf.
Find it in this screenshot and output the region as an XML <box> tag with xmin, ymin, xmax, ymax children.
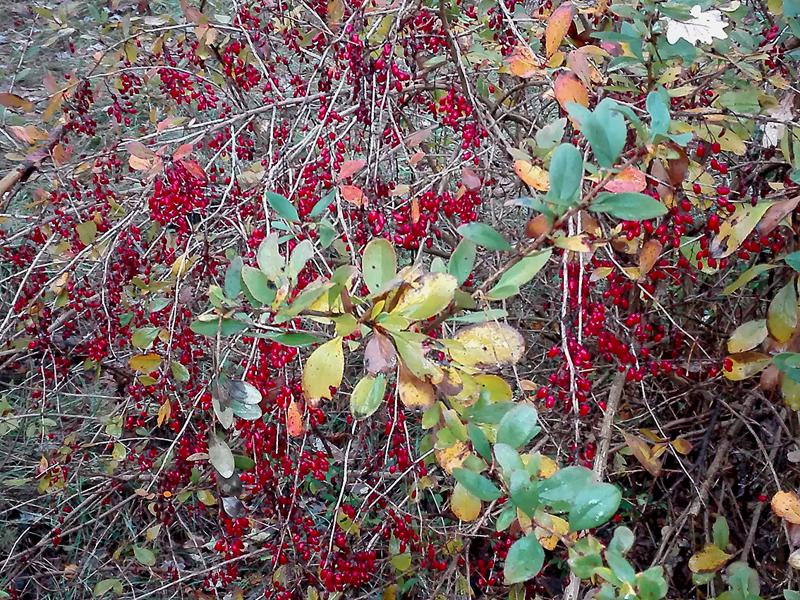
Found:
<box><xmin>411</xmin><ymin>197</ymin><xmax>420</xmax><ymax>224</ymax></box>
<box><xmin>772</xmin><ymin>491</ymin><xmax>800</xmax><ymax>524</ymax></box>
<box><xmin>638</xmin><ymin>239</ymin><xmax>662</xmax><ymax>276</ymax></box>
<box><xmin>554</xmin><ymin>72</ymin><xmax>589</xmax><ymax>115</ymax></box>
<box><xmin>327</xmin><ymin>0</ymin><xmax>344</xmax><ymax>26</ymax></box>
<box><xmin>461</xmin><ymin>168</ymin><xmax>481</xmax><ymax>191</ymax></box>
<box><xmin>9</xmin><ymin>126</ymin><xmax>48</xmax><ymax>145</ymax></box>
<box><xmin>623</xmin><ymin>432</ymin><xmax>662</xmax><ymax>477</ymax></box>
<box><xmin>340</xmin><ymin>184</ymin><xmax>365</xmax><ymax>207</ymax></box>
<box><xmin>604</xmin><ymin>166</ymin><xmax>647</xmax><ymax>193</ymax></box>
<box><xmin>566</xmin><ymin>49</ymin><xmax>591</xmax><ymax>85</ymax></box>
<box><xmin>756</xmin><ymin>195</ymin><xmax>800</xmax><ymax>236</ymax></box>
<box><xmin>545</xmin><ymin>3</ymin><xmax>575</xmax><ymax>57</ymax></box>
<box><xmin>337</xmin><ymin>159</ymin><xmax>366</xmax><ymax>181</ymax></box>
<box><xmin>666</xmin><ymin>145</ymin><xmax>689</xmax><ymax>186</ymax></box>
<box><xmin>0</xmin><ymin>92</ymin><xmax>34</xmax><ymax>113</ymax></box>
<box><xmin>365</xmin><ymin>332</ymin><xmax>397</xmax><ymax>375</ymax></box>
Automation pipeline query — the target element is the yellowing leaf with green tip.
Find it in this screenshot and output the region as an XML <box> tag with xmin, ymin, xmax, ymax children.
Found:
<box><xmin>727</xmin><ymin>319</ymin><xmax>768</xmax><ymax>353</ymax></box>
<box><xmin>451</xmin><ymin>482</ymin><xmax>481</xmax><ymax>521</ymax></box>
<box><xmin>688</xmin><ymin>544</ymin><xmax>732</xmax><ymax>574</ymax></box>
<box><xmin>449</xmin><ymin>323</ymin><xmax>525</xmax><ymax>369</ymax></box>
<box><xmin>475</xmin><ymin>374</ymin><xmax>513</xmax><ymax>402</ymax></box>
<box><xmin>302</xmin><ymin>337</ymin><xmax>344</xmax><ymax>406</ymax></box>
<box><xmin>391</xmin><ymin>272</ymin><xmax>458</xmax><ymax>321</ymax></box>
<box><xmin>723</xmin><ymin>352</ymin><xmax>772</xmax><ymax>381</ymax></box>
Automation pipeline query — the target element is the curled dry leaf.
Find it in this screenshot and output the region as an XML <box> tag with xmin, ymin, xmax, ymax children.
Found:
<box><xmin>623</xmin><ymin>432</ymin><xmax>662</xmax><ymax>477</ymax></box>
<box><xmin>771</xmin><ymin>491</ymin><xmax>800</xmax><ymax>524</ymax></box>
<box><xmin>756</xmin><ymin>195</ymin><xmax>800</xmax><ymax>236</ymax></box>
<box><xmin>514</xmin><ymin>160</ymin><xmax>550</xmax><ymax>191</ymax></box>
<box><xmin>0</xmin><ymin>92</ymin><xmax>34</xmax><ymax>112</ymax></box>
<box><xmin>449</xmin><ymin>323</ymin><xmax>525</xmax><ymax>369</ymax></box>
<box><xmin>365</xmin><ymin>331</ymin><xmax>397</xmax><ymax>375</ymax></box>
<box><xmin>545</xmin><ymin>2</ymin><xmax>575</xmax><ymax>57</ymax></box>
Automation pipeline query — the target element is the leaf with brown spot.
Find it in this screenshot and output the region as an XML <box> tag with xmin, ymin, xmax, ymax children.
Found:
<box><xmin>545</xmin><ymin>3</ymin><xmax>575</xmax><ymax>57</ymax></box>
<box><xmin>772</xmin><ymin>491</ymin><xmax>800</xmax><ymax>524</ymax></box>
<box><xmin>337</xmin><ymin>159</ymin><xmax>366</xmax><ymax>181</ymax></box>
<box><xmin>398</xmin><ymin>364</ymin><xmax>436</xmax><ymax>409</ymax></box>
<box><xmin>365</xmin><ymin>331</ymin><xmax>397</xmax><ymax>375</ymax></box>
<box><xmin>554</xmin><ymin>72</ymin><xmax>589</xmax><ymax>115</ymax></box>
<box><xmin>623</xmin><ymin>432</ymin><xmax>662</xmax><ymax>477</ymax></box>
<box><xmin>604</xmin><ymin>167</ymin><xmax>647</xmax><ymax>193</ymax></box>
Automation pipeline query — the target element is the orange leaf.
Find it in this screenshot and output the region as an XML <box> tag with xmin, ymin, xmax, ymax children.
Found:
<box><xmin>507</xmin><ymin>44</ymin><xmax>544</xmax><ymax>79</ymax></box>
<box><xmin>411</xmin><ymin>197</ymin><xmax>420</xmax><ymax>224</ymax></box>
<box><xmin>287</xmin><ymin>399</ymin><xmax>305</xmax><ymax>437</ymax></box>
<box><xmin>554</xmin><ymin>72</ymin><xmax>589</xmax><ymax>114</ymax></box>
<box><xmin>604</xmin><ymin>166</ymin><xmax>647</xmax><ymax>193</ymax></box>
<box><xmin>772</xmin><ymin>491</ymin><xmax>800</xmax><ymax>524</ymax></box>
<box><xmin>340</xmin><ymin>184</ymin><xmax>365</xmax><ymax>207</ymax></box>
<box><xmin>0</xmin><ymin>92</ymin><xmax>34</xmax><ymax>113</ymax></box>
<box><xmin>173</xmin><ymin>143</ymin><xmax>193</xmax><ymax>161</ymax></box>
<box><xmin>157</xmin><ymin>400</ymin><xmax>171</xmax><ymax>427</ymax></box>
<box><xmin>545</xmin><ymin>3</ymin><xmax>575</xmax><ymax>57</ymax></box>
<box><xmin>638</xmin><ymin>239</ymin><xmax>663</xmax><ymax>276</ymax></box>
<box><xmin>9</xmin><ymin>126</ymin><xmax>48</xmax><ymax>145</ymax></box>
<box><xmin>337</xmin><ymin>159</ymin><xmax>366</xmax><ymax>181</ymax></box>
<box><xmin>514</xmin><ymin>160</ymin><xmax>549</xmax><ymax>191</ymax></box>
<box><xmin>179</xmin><ymin>159</ymin><xmax>206</xmax><ymax>180</ymax></box>
<box><xmin>52</xmin><ymin>143</ymin><xmax>71</xmax><ymax>167</ymax></box>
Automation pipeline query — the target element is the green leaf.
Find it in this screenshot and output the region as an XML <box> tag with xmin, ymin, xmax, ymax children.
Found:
<box><xmin>637</xmin><ymin>567</ymin><xmax>669</xmax><ymax>600</ymax></box>
<box><xmin>170</xmin><ymin>362</ymin><xmax>190</xmax><ymax>382</ymax></box>
<box><xmin>190</xmin><ymin>318</ymin><xmax>248</xmax><ymax>337</ymax></box>
<box><xmin>722</xmin><ymin>263</ymin><xmax>775</xmax><ymax>295</ymax></box>
<box><xmin>646</xmin><ymin>90</ymin><xmax>670</xmax><ymax>136</ymax></box>
<box><xmin>567</xmin><ymin>99</ymin><xmax>627</xmax><ymax>168</ymax></box>
<box><xmin>535</xmin><ymin>118</ymin><xmax>566</xmax><ymax>151</ymax></box>
<box><xmin>718</xmin><ymin>90</ymin><xmax>760</xmax><ymax>115</ymax></box>
<box><xmin>785</xmin><ymin>591</ymin><xmax>800</xmax><ymax>600</ymax></box>
<box><xmin>606</xmin><ymin>548</ymin><xmax>636</xmax><ymax>584</ymax></box>
<box><xmin>242</xmin><ymin>266</ymin><xmax>276</xmax><ymax>305</ymax></box>
<box><xmin>457</xmin><ymin>222</ymin><xmax>512</xmax><ymax>251</ymax></box>
<box><xmin>496</xmin><ymin>505</ymin><xmax>517</xmax><ymax>531</ymax></box>
<box><xmin>362</xmin><ymin>238</ymin><xmax>397</xmax><ymax>293</ymax></box>
<box><xmin>224</xmin><ymin>256</ymin><xmax>243</xmax><ymax>298</ymax></box>
<box><xmin>449</xmin><ymin>238</ymin><xmax>477</xmax><ymax>285</ymax></box>
<box><xmin>265</xmin><ymin>332</ymin><xmax>321</xmax><ymax>347</ymax></box>
<box><xmin>256</xmin><ymin>233</ymin><xmax>285</xmax><ymax>283</ymax></box>
<box><xmin>568</xmin><ymin>535</ymin><xmax>604</xmax><ymax>578</ymax></box>
<box><xmin>568</xmin><ymin>483</ymin><xmax>621</xmax><ymax>530</ymax></box>
<box><xmin>234</xmin><ymin>454</ymin><xmax>255</xmax><ymax>470</ymax></box>
<box><xmin>309</xmin><ymin>190</ymin><xmax>334</xmax><ymax>218</ymax></box>
<box><xmin>265</xmin><ymin>191</ymin><xmax>299</xmax><ymax>222</ymax></box>
<box><xmin>494</xmin><ymin>443</ymin><xmax>525</xmax><ymax>474</ymax></box>
<box><xmin>131</xmin><ymin>327</ymin><xmax>160</xmax><ymax>349</ymax></box>
<box><xmin>468</xmin><ymin>422</ymin><xmax>492</xmax><ymax>463</ymax></box>
<box><xmin>350</xmin><ymin>374</ymin><xmax>387</xmax><ymax>420</ymax></box>
<box><xmin>503</xmin><ymin>534</ymin><xmax>544</xmax><ymax>584</ymax></box>
<box><xmin>287</xmin><ymin>239</ymin><xmax>314</xmax><ymax>284</ymax></box>
<box><xmin>93</xmin><ymin>579</ymin><xmax>123</xmax><ymax>597</ymax></box>
<box><xmin>786</xmin><ymin>252</ymin><xmax>800</xmax><ymax>272</ymax></box>
<box><xmin>496</xmin><ymin>403</ymin><xmax>539</xmax><ymax>449</ymax></box>
<box><xmin>547</xmin><ymin>143</ymin><xmax>583</xmax><ymax>205</ymax></box>
<box><xmin>487</xmin><ymin>249</ymin><xmax>551</xmax><ymax>301</ymax></box>
<box><xmin>452</xmin><ymin>467</ymin><xmax>502</xmax><ymax>501</ymax></box>
<box><xmin>713</xmin><ymin>514</ymin><xmax>730</xmax><ymax>550</ymax></box>
<box><xmin>509</xmin><ymin>470</ymin><xmax>539</xmax><ymax>516</ymax></box>
<box><xmin>590</xmin><ymin>192</ymin><xmax>667</xmax><ymax>220</ymax></box>
<box><xmin>608</xmin><ymin>526</ymin><xmax>634</xmax><ymax>554</ymax></box>
<box><xmin>133</xmin><ymin>546</ymin><xmax>156</xmax><ymax>567</ymax></box>
<box><xmin>76</xmin><ymin>220</ymin><xmax>98</xmax><ymax>245</ymax></box>
<box><xmin>446</xmin><ymin>308</ymin><xmax>509</xmax><ymax>324</ymax></box>
<box><xmin>539</xmin><ymin>466</ymin><xmax>594</xmax><ymax>506</ymax></box>
<box><xmin>231</xmin><ymin>400</ymin><xmax>263</xmax><ymax>420</ymax></box>
<box><xmin>768</xmin><ymin>278</ymin><xmax>798</xmax><ymax>342</ymax></box>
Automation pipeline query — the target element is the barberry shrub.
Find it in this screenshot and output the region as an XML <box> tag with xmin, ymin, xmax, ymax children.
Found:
<box><xmin>1</xmin><ymin>0</ymin><xmax>800</xmax><ymax>598</ymax></box>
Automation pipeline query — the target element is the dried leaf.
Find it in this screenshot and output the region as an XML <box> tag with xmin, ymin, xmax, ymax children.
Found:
<box><xmin>365</xmin><ymin>331</ymin><xmax>397</xmax><ymax>375</ymax></box>
<box><xmin>157</xmin><ymin>400</ymin><xmax>171</xmax><ymax>427</ymax></box>
<box><xmin>340</xmin><ymin>184</ymin><xmax>366</xmax><ymax>207</ymax></box>
<box><xmin>638</xmin><ymin>239</ymin><xmax>662</xmax><ymax>276</ymax></box>
<box><xmin>507</xmin><ymin>44</ymin><xmax>544</xmax><ymax>78</ymax></box>
<box><xmin>0</xmin><ymin>92</ymin><xmax>34</xmax><ymax>112</ymax></box>
<box><xmin>461</xmin><ymin>167</ymin><xmax>482</xmax><ymax>191</ymax></box>
<box><xmin>772</xmin><ymin>491</ymin><xmax>800</xmax><ymax>524</ymax></box>
<box><xmin>286</xmin><ymin>399</ymin><xmax>305</xmax><ymax>437</ymax></box>
<box><xmin>623</xmin><ymin>432</ymin><xmax>662</xmax><ymax>477</ymax></box>
<box><xmin>398</xmin><ymin>364</ymin><xmax>436</xmax><ymax>409</ymax></box>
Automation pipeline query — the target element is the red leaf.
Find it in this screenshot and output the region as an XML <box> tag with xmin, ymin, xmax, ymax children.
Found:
<box><xmin>179</xmin><ymin>159</ymin><xmax>206</xmax><ymax>180</ymax></box>
<box><xmin>337</xmin><ymin>159</ymin><xmax>366</xmax><ymax>181</ymax></box>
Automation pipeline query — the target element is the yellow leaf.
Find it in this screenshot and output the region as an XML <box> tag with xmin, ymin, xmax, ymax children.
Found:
<box><xmin>398</xmin><ymin>365</ymin><xmax>436</xmax><ymax>409</ymax></box>
<box><xmin>768</xmin><ymin>279</ymin><xmax>798</xmax><ymax>343</ymax></box>
<box><xmin>449</xmin><ymin>323</ymin><xmax>525</xmax><ymax>369</ymax></box>
<box><xmin>723</xmin><ymin>352</ymin><xmax>772</xmax><ymax>381</ymax></box>
<box><xmin>130</xmin><ymin>353</ymin><xmax>161</xmax><ymax>373</ymax></box>
<box><xmin>514</xmin><ymin>160</ymin><xmax>549</xmax><ymax>191</ymax></box>
<box><xmin>157</xmin><ymin>400</ymin><xmax>171</xmax><ymax>427</ymax></box>
<box><xmin>391</xmin><ymin>273</ymin><xmax>458</xmax><ymax>321</ymax></box>
<box><xmin>451</xmin><ymin>482</ymin><xmax>481</xmax><ymax>521</ymax></box>
<box><xmin>302</xmin><ymin>337</ymin><xmax>344</xmax><ymax>406</ymax></box>
<box><xmin>671</xmin><ymin>438</ymin><xmax>693</xmax><ymax>455</ymax></box>
<box><xmin>781</xmin><ymin>376</ymin><xmax>800</xmax><ymax>411</ymax></box>
<box><xmin>688</xmin><ymin>544</ymin><xmax>732</xmax><ymax>574</ymax></box>
<box><xmin>196</xmin><ymin>489</ymin><xmax>217</xmax><ymax>506</ymax></box>
<box><xmin>726</xmin><ymin>319</ymin><xmax>768</xmax><ymax>353</ymax></box>
<box><xmin>474</xmin><ymin>374</ymin><xmax>512</xmax><ymax>402</ymax></box>
<box><xmin>771</xmin><ymin>490</ymin><xmax>800</xmax><ymax>524</ymax></box>
<box><xmin>535</xmin><ymin>513</ymin><xmax>569</xmax><ymax>550</ymax></box>
<box><xmin>506</xmin><ymin>44</ymin><xmax>544</xmax><ymax>78</ymax></box>
<box><xmin>537</xmin><ymin>455</ymin><xmax>559</xmax><ymax>478</ymax></box>
<box><xmin>435</xmin><ymin>440</ymin><xmax>469</xmax><ymax>474</ymax></box>
<box><xmin>710</xmin><ymin>202</ymin><xmax>773</xmax><ymax>259</ymax></box>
